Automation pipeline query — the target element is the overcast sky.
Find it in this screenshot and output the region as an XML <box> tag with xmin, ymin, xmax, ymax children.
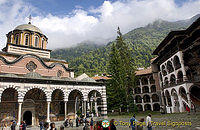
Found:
<box><xmin>0</xmin><ymin>0</ymin><xmax>200</xmax><ymax>49</ymax></box>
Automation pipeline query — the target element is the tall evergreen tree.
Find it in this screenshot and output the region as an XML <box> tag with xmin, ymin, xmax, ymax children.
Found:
<box><xmin>107</xmin><ymin>27</ymin><xmax>136</xmax><ymax>111</ymax></box>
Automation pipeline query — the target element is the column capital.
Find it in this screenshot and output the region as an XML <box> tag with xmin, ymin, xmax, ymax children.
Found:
<box><xmin>47</xmin><ymin>99</ymin><xmax>51</xmax><ymax>102</ymax></box>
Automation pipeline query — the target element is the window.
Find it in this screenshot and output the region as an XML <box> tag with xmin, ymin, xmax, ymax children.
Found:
<box><xmin>35</xmin><ymin>36</ymin><xmax>39</xmax><ymax>47</ymax></box>
<box><xmin>42</xmin><ymin>38</ymin><xmax>45</xmax><ymax>48</ymax></box>
<box><xmin>25</xmin><ymin>34</ymin><xmax>29</xmax><ymax>45</ymax></box>
<box><xmin>15</xmin><ymin>34</ymin><xmax>19</xmax><ymax>44</ymax></box>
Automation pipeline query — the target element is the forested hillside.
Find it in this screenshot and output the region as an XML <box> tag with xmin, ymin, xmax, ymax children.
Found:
<box><xmin>51</xmin><ymin>15</ymin><xmax>199</xmax><ymax>76</ymax></box>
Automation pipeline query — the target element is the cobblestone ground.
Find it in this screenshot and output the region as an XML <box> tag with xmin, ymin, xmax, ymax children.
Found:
<box><xmin>8</xmin><ymin>112</ymin><xmax>200</xmax><ymax>130</ymax></box>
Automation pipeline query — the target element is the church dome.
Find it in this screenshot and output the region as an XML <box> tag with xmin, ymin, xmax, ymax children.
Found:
<box><xmin>14</xmin><ymin>24</ymin><xmax>43</xmax><ymax>34</ymax></box>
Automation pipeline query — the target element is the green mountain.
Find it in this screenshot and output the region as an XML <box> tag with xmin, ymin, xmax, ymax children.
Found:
<box><xmin>51</xmin><ymin>15</ymin><xmax>199</xmax><ymax>76</ymax></box>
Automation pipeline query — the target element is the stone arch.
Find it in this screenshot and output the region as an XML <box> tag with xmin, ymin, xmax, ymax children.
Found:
<box><xmin>171</xmin><ymin>89</ymin><xmax>180</xmax><ymax>112</ymax></box>
<box><xmin>67</xmin><ymin>89</ymin><xmax>84</xmax><ymax>116</ymax></box>
<box><xmin>165</xmin><ymin>90</ymin><xmax>172</xmax><ymax>106</ymax></box>
<box><xmin>150</xmin><ymin>85</ymin><xmax>156</xmax><ymax>92</ymax></box>
<box><xmin>135</xmin><ymin>95</ymin><xmax>142</xmax><ymax>103</ymax></box>
<box><xmin>173</xmin><ymin>55</ymin><xmax>181</xmax><ymax>70</ymax></box>
<box><xmin>164</xmin><ymin>77</ymin><xmax>169</xmax><ymax>87</ymax></box>
<box><xmin>153</xmin><ymin>103</ymin><xmax>160</xmax><ymax>111</ymax></box>
<box><xmin>152</xmin><ymin>94</ymin><xmax>159</xmax><ymax>102</ymax></box>
<box><xmin>167</xmin><ymin>61</ymin><xmax>174</xmax><ymax>73</ymax></box>
<box><xmin>51</xmin><ymin>89</ymin><xmax>65</xmax><ymax>120</ymax></box>
<box><xmin>137</xmin><ymin>104</ymin><xmax>143</xmax><ymax>111</ymax></box>
<box><xmin>162</xmin><ymin>65</ymin><xmax>167</xmax><ymax>76</ymax></box>
<box><xmin>142</xmin><ymin>86</ymin><xmax>149</xmax><ymax>93</ymax></box>
<box><xmin>143</xmin><ymin>95</ymin><xmax>150</xmax><ymax>103</ymax></box>
<box><xmin>0</xmin><ymin>87</ymin><xmax>19</xmax><ymax>120</ymax></box>
<box><xmin>88</xmin><ymin>90</ymin><xmax>102</xmax><ymax>116</ymax></box>
<box><xmin>189</xmin><ymin>85</ymin><xmax>200</xmax><ymax>102</ymax></box>
<box><xmin>179</xmin><ymin>86</ymin><xmax>187</xmax><ymax>100</ymax></box>
<box><xmin>50</xmin><ymin>87</ymin><xmax>67</xmax><ymax>101</ymax></box>
<box><xmin>144</xmin><ymin>104</ymin><xmax>151</xmax><ymax>111</ymax></box>
<box><xmin>0</xmin><ymin>85</ymin><xmax>20</xmax><ymax>101</ymax></box>
<box><xmin>177</xmin><ymin>71</ymin><xmax>183</xmax><ymax>83</ymax></box>
<box><xmin>149</xmin><ymin>76</ymin><xmax>155</xmax><ymax>84</ymax></box>
<box><xmin>134</xmin><ymin>87</ymin><xmax>141</xmax><ymax>94</ymax></box>
<box><xmin>87</xmin><ymin>89</ymin><xmax>102</xmax><ymax>100</ymax></box>
<box><xmin>22</xmin><ymin>87</ymin><xmax>49</xmax><ymax>101</ymax></box>
<box><xmin>170</xmin><ymin>74</ymin><xmax>176</xmax><ymax>86</ymax></box>
<box><xmin>141</xmin><ymin>77</ymin><xmax>148</xmax><ymax>85</ymax></box>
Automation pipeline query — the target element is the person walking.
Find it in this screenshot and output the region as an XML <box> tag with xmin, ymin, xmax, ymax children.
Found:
<box><xmin>50</xmin><ymin>122</ymin><xmax>57</xmax><ymax>130</ymax></box>
<box><xmin>76</xmin><ymin>117</ymin><xmax>79</xmax><ymax>127</ymax></box>
<box><xmin>69</xmin><ymin>119</ymin><xmax>73</xmax><ymax>127</ymax></box>
<box><xmin>63</xmin><ymin>118</ymin><xmax>68</xmax><ymax>127</ymax></box>
<box><xmin>11</xmin><ymin>120</ymin><xmax>16</xmax><ymax>130</ymax></box>
<box><xmin>22</xmin><ymin>121</ymin><xmax>27</xmax><ymax>130</ymax></box>
<box><xmin>137</xmin><ymin>118</ymin><xmax>144</xmax><ymax>130</ymax></box>
<box><xmin>129</xmin><ymin>114</ymin><xmax>137</xmax><ymax>130</ymax></box>
<box><xmin>146</xmin><ymin>114</ymin><xmax>152</xmax><ymax>130</ymax></box>
<box><xmin>39</xmin><ymin>120</ymin><xmax>44</xmax><ymax>130</ymax></box>
<box><xmin>90</xmin><ymin>118</ymin><xmax>94</xmax><ymax>130</ymax></box>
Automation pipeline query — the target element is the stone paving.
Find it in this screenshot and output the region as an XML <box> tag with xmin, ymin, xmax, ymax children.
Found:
<box><xmin>3</xmin><ymin>112</ymin><xmax>200</xmax><ymax>130</ymax></box>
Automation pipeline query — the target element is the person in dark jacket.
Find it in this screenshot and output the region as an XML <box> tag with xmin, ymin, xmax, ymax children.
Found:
<box><xmin>110</xmin><ymin>119</ymin><xmax>116</xmax><ymax>130</ymax></box>
<box><xmin>50</xmin><ymin>122</ymin><xmax>57</xmax><ymax>130</ymax></box>
<box><xmin>10</xmin><ymin>120</ymin><xmax>16</xmax><ymax>130</ymax></box>
<box><xmin>39</xmin><ymin>120</ymin><xmax>44</xmax><ymax>130</ymax></box>
<box><xmin>76</xmin><ymin>117</ymin><xmax>79</xmax><ymax>127</ymax></box>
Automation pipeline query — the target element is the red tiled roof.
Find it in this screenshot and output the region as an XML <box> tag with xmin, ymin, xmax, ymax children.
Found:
<box><xmin>135</xmin><ymin>67</ymin><xmax>152</xmax><ymax>76</ymax></box>
<box><xmin>91</xmin><ymin>76</ymin><xmax>111</xmax><ymax>80</ymax></box>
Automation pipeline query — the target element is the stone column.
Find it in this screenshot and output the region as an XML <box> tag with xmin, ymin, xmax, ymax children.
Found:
<box><xmin>84</xmin><ymin>100</ymin><xmax>87</xmax><ymax>116</ymax></box>
<box><xmin>179</xmin><ymin>51</ymin><xmax>188</xmax><ymax>81</ymax></box>
<box><xmin>150</xmin><ymin>96</ymin><xmax>153</xmax><ymax>110</ymax></box>
<box><xmin>178</xmin><ymin>95</ymin><xmax>183</xmax><ymax>112</ymax></box>
<box><xmin>187</xmin><ymin>92</ymin><xmax>191</xmax><ymax>108</ymax></box>
<box><xmin>47</xmin><ymin>101</ymin><xmax>51</xmax><ymax>123</ymax></box>
<box><xmin>64</xmin><ymin>101</ymin><xmax>68</xmax><ymax>119</ymax></box>
<box><xmin>171</xmin><ymin>96</ymin><xmax>175</xmax><ymax>113</ymax></box>
<box><xmin>94</xmin><ymin>100</ymin><xmax>98</xmax><ymax>117</ymax></box>
<box><xmin>17</xmin><ymin>102</ymin><xmax>22</xmax><ymax>125</ymax></box>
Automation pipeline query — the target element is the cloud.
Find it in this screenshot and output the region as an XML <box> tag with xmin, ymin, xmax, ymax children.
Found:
<box><xmin>0</xmin><ymin>0</ymin><xmax>200</xmax><ymax>49</ymax></box>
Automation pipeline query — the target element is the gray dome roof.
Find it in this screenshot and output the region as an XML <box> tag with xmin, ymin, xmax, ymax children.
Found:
<box><xmin>14</xmin><ymin>24</ymin><xmax>42</xmax><ymax>34</ymax></box>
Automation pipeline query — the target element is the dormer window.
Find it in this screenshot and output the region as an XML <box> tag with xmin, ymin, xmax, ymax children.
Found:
<box><xmin>42</xmin><ymin>38</ymin><xmax>45</xmax><ymax>49</ymax></box>
<box><xmin>34</xmin><ymin>36</ymin><xmax>39</xmax><ymax>47</ymax></box>
<box><xmin>25</xmin><ymin>34</ymin><xmax>29</xmax><ymax>46</ymax></box>
<box><xmin>15</xmin><ymin>34</ymin><xmax>19</xmax><ymax>44</ymax></box>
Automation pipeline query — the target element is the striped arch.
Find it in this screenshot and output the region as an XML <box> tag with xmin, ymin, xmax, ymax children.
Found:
<box><xmin>21</xmin><ymin>86</ymin><xmax>49</xmax><ymax>102</ymax></box>
<box><xmin>0</xmin><ymin>85</ymin><xmax>20</xmax><ymax>102</ymax></box>
<box><xmin>87</xmin><ymin>88</ymin><xmax>103</xmax><ymax>100</ymax></box>
<box><xmin>49</xmin><ymin>87</ymin><xmax>67</xmax><ymax>101</ymax></box>
<box><xmin>67</xmin><ymin>88</ymin><xmax>85</xmax><ymax>101</ymax></box>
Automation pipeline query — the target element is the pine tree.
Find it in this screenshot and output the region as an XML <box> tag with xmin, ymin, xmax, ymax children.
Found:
<box><xmin>107</xmin><ymin>27</ymin><xmax>136</xmax><ymax>111</ymax></box>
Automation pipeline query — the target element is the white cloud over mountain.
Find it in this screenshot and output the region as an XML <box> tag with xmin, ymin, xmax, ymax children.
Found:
<box><xmin>0</xmin><ymin>0</ymin><xmax>200</xmax><ymax>49</ymax></box>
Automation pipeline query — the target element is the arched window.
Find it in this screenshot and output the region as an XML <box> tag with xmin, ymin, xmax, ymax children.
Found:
<box><xmin>170</xmin><ymin>74</ymin><xmax>176</xmax><ymax>86</ymax></box>
<box><xmin>149</xmin><ymin>76</ymin><xmax>155</xmax><ymax>84</ymax></box>
<box><xmin>177</xmin><ymin>71</ymin><xmax>183</xmax><ymax>83</ymax></box>
<box><xmin>152</xmin><ymin>94</ymin><xmax>159</xmax><ymax>102</ymax></box>
<box><xmin>141</xmin><ymin>77</ymin><xmax>148</xmax><ymax>85</ymax></box>
<box><xmin>142</xmin><ymin>86</ymin><xmax>149</xmax><ymax>93</ymax></box>
<box><xmin>173</xmin><ymin>56</ymin><xmax>181</xmax><ymax>70</ymax></box>
<box><xmin>35</xmin><ymin>35</ymin><xmax>39</xmax><ymax>47</ymax></box>
<box><xmin>167</xmin><ymin>61</ymin><xmax>174</xmax><ymax>73</ymax></box>
<box><xmin>164</xmin><ymin>77</ymin><xmax>168</xmax><ymax>87</ymax></box>
<box><xmin>143</xmin><ymin>95</ymin><xmax>150</xmax><ymax>103</ymax></box>
<box><xmin>162</xmin><ymin>65</ymin><xmax>167</xmax><ymax>76</ymax></box>
<box><xmin>15</xmin><ymin>34</ymin><xmax>19</xmax><ymax>44</ymax></box>
<box><xmin>134</xmin><ymin>87</ymin><xmax>141</xmax><ymax>94</ymax></box>
<box><xmin>25</xmin><ymin>34</ymin><xmax>29</xmax><ymax>45</ymax></box>
<box><xmin>151</xmin><ymin>85</ymin><xmax>156</xmax><ymax>92</ymax></box>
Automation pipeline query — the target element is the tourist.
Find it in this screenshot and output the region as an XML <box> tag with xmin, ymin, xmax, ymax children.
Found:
<box><xmin>69</xmin><ymin>119</ymin><xmax>73</xmax><ymax>127</ymax></box>
<box><xmin>2</xmin><ymin>123</ymin><xmax>9</xmax><ymax>130</ymax></box>
<box><xmin>11</xmin><ymin>120</ymin><xmax>16</xmax><ymax>130</ymax></box>
<box><xmin>44</xmin><ymin>122</ymin><xmax>49</xmax><ymax>130</ymax></box>
<box><xmin>63</xmin><ymin>118</ymin><xmax>68</xmax><ymax>127</ymax></box>
<box><xmin>137</xmin><ymin>118</ymin><xmax>144</xmax><ymax>130</ymax></box>
<box><xmin>50</xmin><ymin>122</ymin><xmax>57</xmax><ymax>130</ymax></box>
<box><xmin>76</xmin><ymin>117</ymin><xmax>79</xmax><ymax>127</ymax></box>
<box><xmin>90</xmin><ymin>118</ymin><xmax>94</xmax><ymax>130</ymax></box>
<box><xmin>21</xmin><ymin>121</ymin><xmax>27</xmax><ymax>130</ymax></box>
<box><xmin>129</xmin><ymin>114</ymin><xmax>137</xmax><ymax>130</ymax></box>
<box><xmin>110</xmin><ymin>119</ymin><xmax>116</xmax><ymax>130</ymax></box>
<box><xmin>39</xmin><ymin>120</ymin><xmax>44</xmax><ymax>130</ymax></box>
<box><xmin>146</xmin><ymin>114</ymin><xmax>152</xmax><ymax>130</ymax></box>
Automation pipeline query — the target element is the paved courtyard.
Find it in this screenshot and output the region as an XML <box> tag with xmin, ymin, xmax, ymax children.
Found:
<box><xmin>17</xmin><ymin>111</ymin><xmax>199</xmax><ymax>130</ymax></box>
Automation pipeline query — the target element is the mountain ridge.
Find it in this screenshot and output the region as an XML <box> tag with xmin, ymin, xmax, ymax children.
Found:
<box><xmin>51</xmin><ymin>14</ymin><xmax>200</xmax><ymax>76</ymax></box>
